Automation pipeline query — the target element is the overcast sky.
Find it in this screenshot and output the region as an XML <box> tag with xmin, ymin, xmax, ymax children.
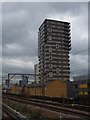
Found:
<box><xmin>2</xmin><ymin>2</ymin><xmax>88</xmax><ymax>82</ymax></box>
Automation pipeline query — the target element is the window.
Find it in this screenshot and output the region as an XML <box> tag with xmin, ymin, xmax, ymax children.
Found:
<box><xmin>84</xmin><ymin>84</ymin><xmax>88</xmax><ymax>88</ymax></box>
<box><xmin>49</xmin><ymin>55</ymin><xmax>52</xmax><ymax>60</ymax></box>
<box><xmin>61</xmin><ymin>38</ymin><xmax>63</xmax><ymax>40</ymax></box>
<box><xmin>49</xmin><ymin>72</ymin><xmax>53</xmax><ymax>77</ymax></box>
<box><xmin>84</xmin><ymin>92</ymin><xmax>88</xmax><ymax>95</ymax></box>
<box><xmin>48</xmin><ymin>36</ymin><xmax>52</xmax><ymax>40</ymax></box>
<box><xmin>49</xmin><ymin>64</ymin><xmax>53</xmax><ymax>69</ymax></box>
<box><xmin>79</xmin><ymin>92</ymin><xmax>83</xmax><ymax>95</ymax></box>
<box><xmin>79</xmin><ymin>84</ymin><xmax>87</xmax><ymax>88</ymax></box>
<box><xmin>74</xmin><ymin>92</ymin><xmax>78</xmax><ymax>96</ymax></box>
<box><xmin>79</xmin><ymin>84</ymin><xmax>83</xmax><ymax>88</ymax></box>
<box><xmin>82</xmin><ymin>84</ymin><xmax>85</xmax><ymax>88</ymax></box>
<box><xmin>56</xmin><ymin>44</ymin><xmax>59</xmax><ymax>49</ymax></box>
<box><xmin>41</xmin><ymin>62</ymin><xmax>43</xmax><ymax>66</ymax></box>
<box><xmin>51</xmin><ymin>25</ymin><xmax>55</xmax><ymax>28</ymax></box>
<box><xmin>49</xmin><ymin>47</ymin><xmax>52</xmax><ymax>52</ymax></box>
<box><xmin>74</xmin><ymin>84</ymin><xmax>78</xmax><ymax>88</ymax></box>
<box><xmin>48</xmin><ymin>28</ymin><xmax>52</xmax><ymax>32</ymax></box>
<box><xmin>56</xmin><ymin>68</ymin><xmax>60</xmax><ymax>73</ymax></box>
<box><xmin>44</xmin><ymin>65</ymin><xmax>46</xmax><ymax>68</ymax></box>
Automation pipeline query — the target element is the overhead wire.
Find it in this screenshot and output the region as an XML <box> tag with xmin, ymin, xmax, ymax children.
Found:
<box><xmin>70</xmin><ymin>48</ymin><xmax>89</xmax><ymax>55</ymax></box>
<box><xmin>70</xmin><ymin>48</ymin><xmax>89</xmax><ymax>76</ymax></box>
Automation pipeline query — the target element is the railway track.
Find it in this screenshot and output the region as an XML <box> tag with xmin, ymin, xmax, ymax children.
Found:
<box><xmin>3</xmin><ymin>95</ymin><xmax>90</xmax><ymax>120</ymax></box>
<box><xmin>2</xmin><ymin>106</ymin><xmax>16</xmax><ymax>120</ymax></box>
<box><xmin>2</xmin><ymin>103</ymin><xmax>27</xmax><ymax>120</ymax></box>
<box><xmin>3</xmin><ymin>94</ymin><xmax>90</xmax><ymax>112</ymax></box>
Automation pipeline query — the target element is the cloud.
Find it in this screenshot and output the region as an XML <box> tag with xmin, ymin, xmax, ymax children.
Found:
<box><xmin>2</xmin><ymin>2</ymin><xmax>88</xmax><ymax>81</ymax></box>
<box><xmin>2</xmin><ymin>56</ymin><xmax>38</xmax><ymax>74</ymax></box>
<box><xmin>3</xmin><ymin>58</ymin><xmax>34</xmax><ymax>69</ymax></box>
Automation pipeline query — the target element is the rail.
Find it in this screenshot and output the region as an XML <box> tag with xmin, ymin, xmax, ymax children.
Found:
<box><xmin>3</xmin><ymin>95</ymin><xmax>90</xmax><ymax>120</ymax></box>
<box><xmin>2</xmin><ymin>103</ymin><xmax>27</xmax><ymax>120</ymax></box>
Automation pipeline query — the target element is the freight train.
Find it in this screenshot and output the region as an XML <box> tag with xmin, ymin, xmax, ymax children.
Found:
<box><xmin>9</xmin><ymin>80</ymin><xmax>68</xmax><ymax>98</ymax></box>
<box><xmin>4</xmin><ymin>79</ymin><xmax>89</xmax><ymax>106</ymax></box>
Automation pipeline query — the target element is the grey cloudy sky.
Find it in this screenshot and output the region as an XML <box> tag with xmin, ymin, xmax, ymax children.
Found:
<box><xmin>2</xmin><ymin>2</ymin><xmax>88</xmax><ymax>81</ymax></box>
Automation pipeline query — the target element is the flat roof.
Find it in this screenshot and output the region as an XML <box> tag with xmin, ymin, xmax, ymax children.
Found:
<box><xmin>39</xmin><ymin>19</ymin><xmax>70</xmax><ymax>30</ymax></box>
<box><xmin>73</xmin><ymin>74</ymin><xmax>90</xmax><ymax>81</ymax></box>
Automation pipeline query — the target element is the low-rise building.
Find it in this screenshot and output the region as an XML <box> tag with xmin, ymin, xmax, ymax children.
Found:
<box><xmin>73</xmin><ymin>74</ymin><xmax>89</xmax><ymax>98</ymax></box>
<box><xmin>67</xmin><ymin>74</ymin><xmax>90</xmax><ymax>99</ymax></box>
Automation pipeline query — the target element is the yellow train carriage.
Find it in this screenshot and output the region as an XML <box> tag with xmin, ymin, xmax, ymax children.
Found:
<box><xmin>10</xmin><ymin>80</ymin><xmax>67</xmax><ymax>98</ymax></box>
<box><xmin>45</xmin><ymin>80</ymin><xmax>67</xmax><ymax>98</ymax></box>
<box><xmin>10</xmin><ymin>85</ymin><xmax>22</xmax><ymax>94</ymax></box>
<box><xmin>24</xmin><ymin>80</ymin><xmax>67</xmax><ymax>98</ymax></box>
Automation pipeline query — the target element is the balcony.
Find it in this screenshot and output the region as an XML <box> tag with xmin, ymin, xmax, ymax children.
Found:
<box><xmin>47</xmin><ymin>54</ymin><xmax>69</xmax><ymax>58</ymax></box>
<box><xmin>44</xmin><ymin>57</ymin><xmax>70</xmax><ymax>62</ymax></box>
<box><xmin>62</xmin><ymin>46</ymin><xmax>71</xmax><ymax>51</ymax></box>
<box><xmin>44</xmin><ymin>44</ymin><xmax>55</xmax><ymax>48</ymax></box>
<box><xmin>63</xmin><ymin>35</ymin><xmax>71</xmax><ymax>39</ymax></box>
<box><xmin>64</xmin><ymin>24</ymin><xmax>70</xmax><ymax>28</ymax></box>
<box><xmin>63</xmin><ymin>28</ymin><xmax>70</xmax><ymax>32</ymax></box>
<box><xmin>63</xmin><ymin>39</ymin><xmax>71</xmax><ymax>43</ymax></box>
<box><xmin>64</xmin><ymin>32</ymin><xmax>70</xmax><ymax>36</ymax></box>
<box><xmin>62</xmin><ymin>43</ymin><xmax>71</xmax><ymax>47</ymax></box>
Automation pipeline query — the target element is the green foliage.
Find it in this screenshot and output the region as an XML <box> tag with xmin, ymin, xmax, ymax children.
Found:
<box><xmin>31</xmin><ymin>111</ymin><xmax>41</xmax><ymax>119</ymax></box>
<box><xmin>6</xmin><ymin>100</ymin><xmax>42</xmax><ymax>119</ymax></box>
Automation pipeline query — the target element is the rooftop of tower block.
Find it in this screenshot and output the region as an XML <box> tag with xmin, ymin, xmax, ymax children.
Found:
<box><xmin>39</xmin><ymin>19</ymin><xmax>70</xmax><ymax>30</ymax></box>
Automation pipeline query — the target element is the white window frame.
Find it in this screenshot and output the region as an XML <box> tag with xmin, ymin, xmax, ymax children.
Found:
<box><xmin>49</xmin><ymin>36</ymin><xmax>52</xmax><ymax>40</ymax></box>
<box><xmin>49</xmin><ymin>55</ymin><xmax>52</xmax><ymax>60</ymax></box>
<box><xmin>56</xmin><ymin>44</ymin><xmax>59</xmax><ymax>49</ymax></box>
<box><xmin>49</xmin><ymin>47</ymin><xmax>52</xmax><ymax>52</ymax></box>
<box><xmin>56</xmin><ymin>68</ymin><xmax>60</xmax><ymax>73</ymax></box>
<box><xmin>49</xmin><ymin>64</ymin><xmax>53</xmax><ymax>69</ymax></box>
<box><xmin>49</xmin><ymin>72</ymin><xmax>53</xmax><ymax>77</ymax></box>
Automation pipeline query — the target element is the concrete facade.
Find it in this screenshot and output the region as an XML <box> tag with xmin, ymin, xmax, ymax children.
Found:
<box><xmin>67</xmin><ymin>75</ymin><xmax>90</xmax><ymax>99</ymax></box>
<box><xmin>38</xmin><ymin>19</ymin><xmax>71</xmax><ymax>82</ymax></box>
<box><xmin>34</xmin><ymin>64</ymin><xmax>40</xmax><ymax>83</ymax></box>
<box><xmin>73</xmin><ymin>75</ymin><xmax>89</xmax><ymax>98</ymax></box>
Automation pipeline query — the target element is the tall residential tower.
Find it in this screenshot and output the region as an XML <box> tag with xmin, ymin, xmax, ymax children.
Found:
<box><xmin>38</xmin><ymin>19</ymin><xmax>71</xmax><ymax>82</ymax></box>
